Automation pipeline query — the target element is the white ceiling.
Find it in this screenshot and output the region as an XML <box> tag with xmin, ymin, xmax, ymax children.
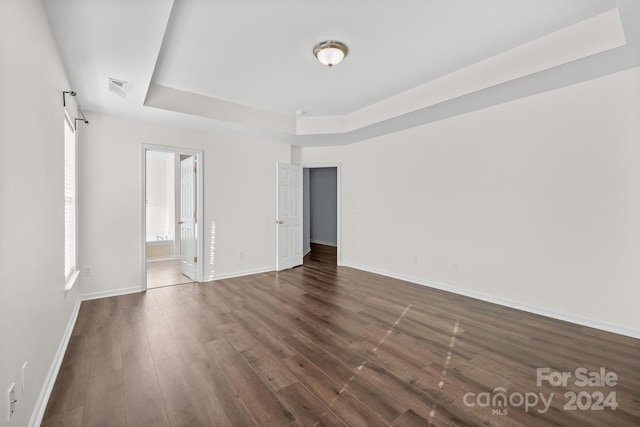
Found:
<box><xmin>42</xmin><ymin>0</ymin><xmax>640</xmax><ymax>146</ymax></box>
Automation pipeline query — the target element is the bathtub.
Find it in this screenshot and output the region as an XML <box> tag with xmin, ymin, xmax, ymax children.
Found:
<box><xmin>146</xmin><ymin>232</ymin><xmax>174</xmax><ymax>260</ymax></box>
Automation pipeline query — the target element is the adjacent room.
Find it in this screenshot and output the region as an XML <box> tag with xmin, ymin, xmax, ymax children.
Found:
<box><xmin>303</xmin><ymin>166</ymin><xmax>339</xmax><ymax>270</ymax></box>
<box><xmin>145</xmin><ymin>149</ymin><xmax>200</xmax><ymax>289</ymax></box>
<box><xmin>145</xmin><ymin>150</ymin><xmax>181</xmax><ymax>288</ymax></box>
<box><xmin>1</xmin><ymin>1</ymin><xmax>639</xmax><ymax>426</ymax></box>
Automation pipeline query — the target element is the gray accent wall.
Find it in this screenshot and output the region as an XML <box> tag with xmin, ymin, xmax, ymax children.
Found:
<box><xmin>309</xmin><ymin>167</ymin><xmax>337</xmax><ymax>246</ymax></box>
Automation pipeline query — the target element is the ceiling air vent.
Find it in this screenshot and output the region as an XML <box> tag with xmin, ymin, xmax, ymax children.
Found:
<box><xmin>108</xmin><ymin>78</ymin><xmax>128</xmax><ymax>97</ymax></box>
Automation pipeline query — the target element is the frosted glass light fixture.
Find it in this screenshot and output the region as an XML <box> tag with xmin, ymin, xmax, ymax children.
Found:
<box><xmin>313</xmin><ymin>41</ymin><xmax>348</xmax><ymax>68</ymax></box>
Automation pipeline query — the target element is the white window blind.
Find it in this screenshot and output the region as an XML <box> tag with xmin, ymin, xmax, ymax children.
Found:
<box><xmin>64</xmin><ymin>117</ymin><xmax>76</xmax><ymax>282</ymax></box>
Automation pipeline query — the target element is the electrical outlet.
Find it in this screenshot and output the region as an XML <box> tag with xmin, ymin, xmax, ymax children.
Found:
<box><xmin>451</xmin><ymin>263</ymin><xmax>458</xmax><ymax>272</ymax></box>
<box><xmin>84</xmin><ymin>266</ymin><xmax>93</xmax><ymax>277</ymax></box>
<box><xmin>238</xmin><ymin>251</ymin><xmax>244</xmax><ymax>260</ymax></box>
<box><xmin>7</xmin><ymin>383</ymin><xmax>16</xmax><ymax>422</ymax></box>
<box><xmin>412</xmin><ymin>255</ymin><xmax>419</xmax><ymax>264</ymax></box>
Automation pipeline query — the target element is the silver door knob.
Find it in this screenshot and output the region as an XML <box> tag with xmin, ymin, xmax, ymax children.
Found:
<box><xmin>178</xmin><ymin>221</ymin><xmax>185</xmax><ymax>224</ymax></box>
<box><xmin>276</xmin><ymin>220</ymin><xmax>284</xmax><ymax>224</ymax></box>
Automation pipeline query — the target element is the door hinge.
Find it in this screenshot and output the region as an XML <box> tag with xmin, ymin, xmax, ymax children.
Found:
<box><xmin>194</xmin><ymin>165</ymin><xmax>197</xmax><ymax>173</ymax></box>
<box><xmin>194</xmin><ymin>256</ymin><xmax>198</xmax><ymax>263</ymax></box>
<box><xmin>194</xmin><ymin>211</ymin><xmax>197</xmax><ymax>220</ymax></box>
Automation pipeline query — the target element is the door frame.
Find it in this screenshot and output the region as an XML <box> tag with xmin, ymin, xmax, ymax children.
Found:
<box><xmin>302</xmin><ymin>163</ymin><xmax>342</xmax><ymax>266</ymax></box>
<box><xmin>141</xmin><ymin>144</ymin><xmax>204</xmax><ymax>290</ymax></box>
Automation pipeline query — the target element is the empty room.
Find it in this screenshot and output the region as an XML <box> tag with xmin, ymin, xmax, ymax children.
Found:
<box><xmin>1</xmin><ymin>0</ymin><xmax>639</xmax><ymax>426</ymax></box>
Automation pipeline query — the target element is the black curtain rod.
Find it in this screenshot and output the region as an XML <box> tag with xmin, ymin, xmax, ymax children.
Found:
<box><xmin>62</xmin><ymin>90</ymin><xmax>89</xmax><ymax>126</ymax></box>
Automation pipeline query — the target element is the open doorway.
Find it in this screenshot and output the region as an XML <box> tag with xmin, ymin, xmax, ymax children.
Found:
<box><xmin>142</xmin><ymin>145</ymin><xmax>203</xmax><ymax>290</ymax></box>
<box><xmin>303</xmin><ymin>165</ymin><xmax>340</xmax><ymax>270</ymax></box>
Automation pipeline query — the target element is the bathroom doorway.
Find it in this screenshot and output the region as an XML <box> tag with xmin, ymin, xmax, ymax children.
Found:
<box><xmin>142</xmin><ymin>145</ymin><xmax>204</xmax><ymax>289</ymax></box>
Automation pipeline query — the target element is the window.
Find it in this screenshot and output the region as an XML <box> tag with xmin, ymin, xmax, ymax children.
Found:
<box><xmin>64</xmin><ymin>116</ymin><xmax>77</xmax><ymax>288</ymax></box>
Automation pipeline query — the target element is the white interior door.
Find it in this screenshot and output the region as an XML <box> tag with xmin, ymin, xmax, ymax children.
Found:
<box><xmin>276</xmin><ymin>163</ymin><xmax>303</xmax><ymax>271</ymax></box>
<box><xmin>180</xmin><ymin>156</ymin><xmax>197</xmax><ymax>280</ymax></box>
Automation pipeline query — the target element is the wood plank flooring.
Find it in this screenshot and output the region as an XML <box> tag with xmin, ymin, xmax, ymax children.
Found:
<box><xmin>43</xmin><ymin>244</ymin><xmax>640</xmax><ymax>426</ymax></box>
<box><xmin>147</xmin><ymin>259</ymin><xmax>194</xmax><ymax>289</ymax></box>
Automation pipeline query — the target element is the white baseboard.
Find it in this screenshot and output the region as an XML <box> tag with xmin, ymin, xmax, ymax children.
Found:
<box><xmin>342</xmin><ymin>262</ymin><xmax>640</xmax><ymax>339</ymax></box>
<box><xmin>202</xmin><ymin>266</ymin><xmax>275</xmax><ymax>283</ymax></box>
<box><xmin>81</xmin><ymin>286</ymin><xmax>143</xmax><ymax>301</ymax></box>
<box><xmin>29</xmin><ymin>296</ymin><xmax>82</xmax><ymax>427</ymax></box>
<box><xmin>146</xmin><ymin>256</ymin><xmax>179</xmax><ymax>262</ymax></box>
<box><xmin>310</xmin><ymin>240</ymin><xmax>337</xmax><ymax>247</ymax></box>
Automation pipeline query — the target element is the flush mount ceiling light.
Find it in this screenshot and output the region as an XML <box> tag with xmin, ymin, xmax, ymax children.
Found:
<box><xmin>313</xmin><ymin>40</ymin><xmax>348</xmax><ymax>68</ymax></box>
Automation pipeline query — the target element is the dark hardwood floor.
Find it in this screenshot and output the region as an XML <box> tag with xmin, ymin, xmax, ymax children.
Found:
<box><xmin>303</xmin><ymin>243</ymin><xmax>338</xmax><ymax>273</ymax></box>
<box><xmin>43</xmin><ymin>244</ymin><xmax>640</xmax><ymax>426</ymax></box>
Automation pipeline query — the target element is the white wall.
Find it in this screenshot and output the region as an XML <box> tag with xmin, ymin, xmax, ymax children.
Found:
<box><xmin>0</xmin><ymin>1</ymin><xmax>82</xmax><ymax>425</ymax></box>
<box><xmin>301</xmin><ymin>67</ymin><xmax>640</xmax><ymax>336</ymax></box>
<box><xmin>78</xmin><ymin>113</ymin><xmax>290</xmax><ymax>295</ymax></box>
